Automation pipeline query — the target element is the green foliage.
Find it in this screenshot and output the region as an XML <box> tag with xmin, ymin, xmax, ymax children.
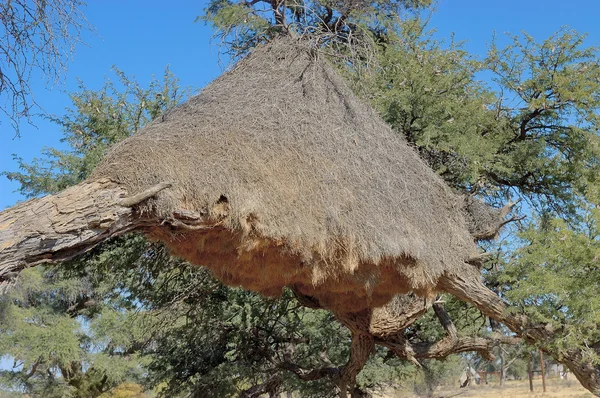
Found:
<box><xmin>361</xmin><ymin>18</ymin><xmax>600</xmax><ymax>386</ymax></box>
<box><xmin>0</xmin><ymin>266</ymin><xmax>147</xmax><ymax>397</ymax></box>
<box><xmin>506</xmin><ymin>358</ymin><xmax>528</xmax><ymax>380</ymax></box>
<box><xmin>356</xmin><ymin>350</ymin><xmax>414</xmax><ymax>392</ymax></box>
<box><xmin>370</xmin><ymin>21</ymin><xmax>600</xmax><ymax>372</ymax></box>
<box><xmin>370</xmin><ymin>18</ymin><xmax>504</xmax><ymax>190</ymax></box>
<box><xmin>412</xmin><ymin>356</ymin><xmax>464</xmax><ymax>397</ymax></box>
<box><xmin>371</xmin><ymin>22</ymin><xmax>600</xmax><ymax>214</ymax></box>
<box><xmin>484</xmin><ymin>29</ymin><xmax>600</xmax><ymax>211</ymax></box>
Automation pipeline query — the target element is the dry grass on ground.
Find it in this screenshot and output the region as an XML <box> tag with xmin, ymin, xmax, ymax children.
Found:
<box><xmin>378</xmin><ymin>378</ymin><xmax>592</xmax><ymax>398</ymax></box>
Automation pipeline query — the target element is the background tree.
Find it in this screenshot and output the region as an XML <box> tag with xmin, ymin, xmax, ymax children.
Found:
<box><xmin>0</xmin><ymin>266</ymin><xmax>149</xmax><ymax>397</ymax></box>
<box><xmin>202</xmin><ymin>0</ymin><xmax>432</xmax><ymax>59</ymax></box>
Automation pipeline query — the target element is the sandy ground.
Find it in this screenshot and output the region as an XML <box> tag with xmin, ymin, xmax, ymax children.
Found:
<box><xmin>377</xmin><ymin>378</ymin><xmax>593</xmax><ymax>398</ymax></box>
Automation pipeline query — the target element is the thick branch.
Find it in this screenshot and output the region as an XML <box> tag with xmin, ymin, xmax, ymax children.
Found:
<box><xmin>0</xmin><ymin>179</ymin><xmax>199</xmax><ymax>290</ymax></box>
<box><xmin>376</xmin><ymin>301</ymin><xmax>519</xmax><ymax>362</ymax></box>
<box><xmin>512</xmin><ymin>108</ymin><xmax>544</xmax><ymax>143</ymax></box>
<box><xmin>432</xmin><ymin>302</ymin><xmax>457</xmax><ymax>338</ymax></box>
<box><xmin>23</xmin><ymin>358</ymin><xmax>42</xmax><ymax>379</ymax></box>
<box><xmin>339</xmin><ymin>333</ymin><xmax>374</xmax><ymax>396</ymax></box>
<box><xmin>369</xmin><ymin>294</ymin><xmax>430</xmax><ymax>337</ymax></box>
<box><xmin>238</xmin><ymin>374</ymin><xmax>282</xmax><ymax>398</ymax></box>
<box><xmin>378</xmin><ymin>334</ymin><xmax>516</xmax><ymax>362</ymax></box>
<box><xmin>0</xmin><ymin>179</ymin><xmax>132</xmax><ymax>288</ymax></box>
<box><xmin>439</xmin><ymin>270</ymin><xmax>600</xmax><ymax>396</ymax></box>
<box><xmin>438</xmin><ymin>271</ymin><xmax>537</xmax><ymax>339</ymax></box>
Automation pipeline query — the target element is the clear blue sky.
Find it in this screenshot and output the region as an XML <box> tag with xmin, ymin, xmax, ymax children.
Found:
<box><xmin>1</xmin><ymin>0</ymin><xmax>599</xmax><ymax>209</ymax></box>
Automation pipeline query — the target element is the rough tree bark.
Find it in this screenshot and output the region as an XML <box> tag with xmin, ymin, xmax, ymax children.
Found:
<box><xmin>0</xmin><ymin>180</ymin><xmax>131</xmax><ymax>288</ymax></box>
<box><xmin>0</xmin><ymin>179</ymin><xmax>195</xmax><ymax>290</ymax></box>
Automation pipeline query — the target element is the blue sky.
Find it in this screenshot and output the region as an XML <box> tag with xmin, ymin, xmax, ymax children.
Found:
<box><xmin>1</xmin><ymin>0</ymin><xmax>599</xmax><ymax>209</ymax></box>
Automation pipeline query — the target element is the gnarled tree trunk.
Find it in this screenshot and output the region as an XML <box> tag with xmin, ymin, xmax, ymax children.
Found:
<box><xmin>0</xmin><ymin>180</ymin><xmax>131</xmax><ymax>288</ymax></box>
<box><xmin>0</xmin><ymin>179</ymin><xmax>189</xmax><ymax>290</ymax></box>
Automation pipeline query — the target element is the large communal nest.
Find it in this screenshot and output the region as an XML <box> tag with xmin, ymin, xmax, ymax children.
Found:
<box><xmin>92</xmin><ymin>38</ymin><xmax>482</xmax><ymax>312</ymax></box>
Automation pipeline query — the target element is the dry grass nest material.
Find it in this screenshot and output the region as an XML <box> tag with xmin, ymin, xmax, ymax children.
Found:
<box><xmin>92</xmin><ymin>37</ymin><xmax>481</xmax><ymax>312</ymax></box>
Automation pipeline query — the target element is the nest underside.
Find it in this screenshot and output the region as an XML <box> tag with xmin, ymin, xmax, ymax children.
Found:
<box><xmin>92</xmin><ymin>38</ymin><xmax>482</xmax><ymax>310</ymax></box>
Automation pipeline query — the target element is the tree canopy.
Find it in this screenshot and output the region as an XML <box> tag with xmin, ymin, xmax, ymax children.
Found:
<box><xmin>3</xmin><ymin>1</ymin><xmax>600</xmax><ymax>397</ymax></box>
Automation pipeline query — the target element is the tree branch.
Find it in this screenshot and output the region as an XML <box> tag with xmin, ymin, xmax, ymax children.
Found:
<box><xmin>432</xmin><ymin>302</ymin><xmax>457</xmax><ymax>338</ymax></box>
<box><xmin>512</xmin><ymin>107</ymin><xmax>544</xmax><ymax>143</ymax></box>
<box><xmin>277</xmin><ymin>360</ymin><xmax>340</xmax><ymax>381</ymax></box>
<box><xmin>0</xmin><ymin>179</ymin><xmax>212</xmax><ymax>291</ymax></box>
<box><xmin>66</xmin><ymin>297</ymin><xmax>97</xmax><ymax>316</ymax></box>
<box><xmin>369</xmin><ymin>294</ymin><xmax>430</xmax><ymax>337</ymax></box>
<box><xmin>438</xmin><ymin>270</ymin><xmax>600</xmax><ymax>395</ymax></box>
<box><xmin>119</xmin><ymin>182</ymin><xmax>172</xmax><ymax>207</ymax></box>
<box><xmin>239</xmin><ymin>374</ymin><xmax>282</xmax><ymax>398</ymax></box>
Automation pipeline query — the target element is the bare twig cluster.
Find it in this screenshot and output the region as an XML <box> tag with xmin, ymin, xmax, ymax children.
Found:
<box><xmin>0</xmin><ymin>0</ymin><xmax>92</xmax><ymax>135</ymax></box>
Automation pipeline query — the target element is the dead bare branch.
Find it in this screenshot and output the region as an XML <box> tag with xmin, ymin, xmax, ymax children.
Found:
<box><xmin>0</xmin><ymin>0</ymin><xmax>93</xmax><ymax>135</ymax></box>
